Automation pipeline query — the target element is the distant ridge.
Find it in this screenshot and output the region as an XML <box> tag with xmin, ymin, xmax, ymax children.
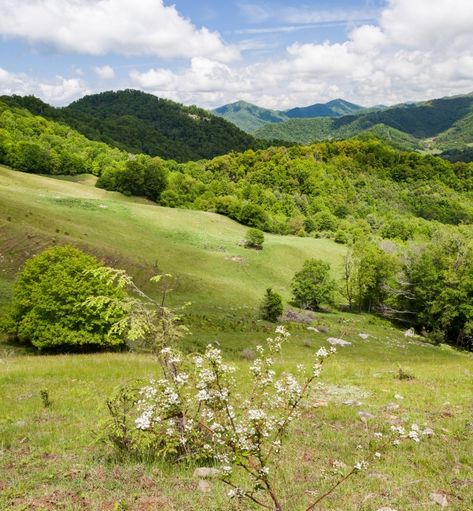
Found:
<box><xmin>212</xmin><ymin>98</ymin><xmax>365</xmax><ymax>132</ymax></box>
<box><xmin>253</xmin><ymin>92</ymin><xmax>473</xmax><ymax>154</ymax></box>
<box><xmin>285</xmin><ymin>99</ymin><xmax>363</xmax><ymax>119</ymax></box>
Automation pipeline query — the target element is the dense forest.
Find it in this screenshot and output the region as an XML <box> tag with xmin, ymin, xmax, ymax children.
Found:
<box><xmin>0</xmin><ymin>90</ymin><xmax>262</xmax><ymax>162</ymax></box>
<box><xmin>2</xmin><ymin>96</ymin><xmax>473</xmax><ymax>245</ymax></box>
<box><xmin>254</xmin><ymin>93</ymin><xmax>473</xmax><ymax>154</ymax></box>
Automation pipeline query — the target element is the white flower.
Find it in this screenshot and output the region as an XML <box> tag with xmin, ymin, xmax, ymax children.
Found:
<box><xmin>248</xmin><ymin>409</ymin><xmax>265</xmax><ymax>421</ymax></box>
<box><xmin>354</xmin><ymin>460</ymin><xmax>368</xmax><ymax>471</ymax></box>
<box><xmin>316</xmin><ymin>347</ymin><xmax>329</xmax><ymax>358</ymax></box>
<box><xmin>374</xmin><ymin>452</ymin><xmax>381</xmax><ymax>459</ymax></box>
<box><xmin>374</xmin><ymin>432</ymin><xmax>383</xmax><ymax>438</ymax></box>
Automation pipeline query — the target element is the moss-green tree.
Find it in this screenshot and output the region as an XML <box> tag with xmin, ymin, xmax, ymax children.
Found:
<box><xmin>260</xmin><ymin>288</ymin><xmax>283</xmax><ymax>322</ymax></box>
<box><xmin>245</xmin><ymin>228</ymin><xmax>265</xmax><ymax>250</ymax></box>
<box><xmin>5</xmin><ymin>246</ymin><xmax>126</xmax><ymax>351</ymax></box>
<box><xmin>291</xmin><ymin>259</ymin><xmax>335</xmax><ymax>311</ymax></box>
<box><xmin>343</xmin><ymin>240</ymin><xmax>398</xmax><ymax>312</ymax></box>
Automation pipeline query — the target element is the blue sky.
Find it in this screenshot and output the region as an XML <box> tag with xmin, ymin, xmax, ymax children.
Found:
<box><xmin>0</xmin><ymin>0</ymin><xmax>472</xmax><ymax>108</ymax></box>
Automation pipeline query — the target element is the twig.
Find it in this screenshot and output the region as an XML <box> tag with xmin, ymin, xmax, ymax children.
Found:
<box><xmin>305</xmin><ymin>468</ymin><xmax>356</xmax><ymax>511</ymax></box>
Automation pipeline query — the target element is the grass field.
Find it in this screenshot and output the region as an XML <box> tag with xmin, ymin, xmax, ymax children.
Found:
<box><xmin>0</xmin><ymin>165</ymin><xmax>345</xmax><ymax>317</ymax></box>
<box><xmin>1</xmin><ymin>165</ymin><xmax>472</xmax><ymax>510</ymax></box>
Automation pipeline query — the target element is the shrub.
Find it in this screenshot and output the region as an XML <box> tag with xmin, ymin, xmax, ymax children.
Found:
<box><xmin>334</xmin><ymin>230</ymin><xmax>349</xmax><ymax>244</ymax></box>
<box><xmin>291</xmin><ymin>259</ymin><xmax>335</xmax><ymax>311</ymax></box>
<box><xmin>6</xmin><ymin>246</ymin><xmax>126</xmax><ymax>351</ymax></box>
<box><xmin>245</xmin><ymin>228</ymin><xmax>265</xmax><ymax>250</ymax></box>
<box><xmin>260</xmin><ymin>288</ymin><xmax>283</xmax><ymax>322</ymax></box>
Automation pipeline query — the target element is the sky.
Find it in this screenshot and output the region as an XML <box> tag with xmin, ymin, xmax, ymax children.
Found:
<box><xmin>0</xmin><ymin>0</ymin><xmax>472</xmax><ymax>109</ymax></box>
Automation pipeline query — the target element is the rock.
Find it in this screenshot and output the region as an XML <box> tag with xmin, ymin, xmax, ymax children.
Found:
<box><xmin>358</xmin><ymin>410</ymin><xmax>375</xmax><ymax>421</ymax></box>
<box><xmin>193</xmin><ymin>467</ymin><xmax>220</xmax><ymax>479</ymax></box>
<box><xmin>198</xmin><ymin>479</ymin><xmax>211</xmax><ymax>493</ymax></box>
<box><xmin>358</xmin><ymin>333</ymin><xmax>369</xmax><ymax>339</ymax></box>
<box><xmin>327</xmin><ymin>337</ymin><xmax>352</xmax><ymax>347</ymax></box>
<box><xmin>404</xmin><ymin>328</ymin><xmax>416</xmax><ymax>337</ymax></box>
<box><xmin>430</xmin><ymin>492</ymin><xmax>448</xmax><ymax>507</ymax></box>
<box><xmin>377</xmin><ymin>508</ymin><xmax>398</xmax><ymax>511</ymax></box>
<box><xmin>394</xmin><ymin>393</ymin><xmax>404</xmax><ymax>400</ymax></box>
<box><xmin>343</xmin><ymin>400</ymin><xmax>363</xmax><ymax>406</ymax></box>
<box><xmin>307</xmin><ymin>326</ymin><xmax>320</xmax><ymax>333</ymax></box>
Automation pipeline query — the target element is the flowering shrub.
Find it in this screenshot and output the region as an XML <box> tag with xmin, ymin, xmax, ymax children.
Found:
<box><xmin>97</xmin><ymin>269</ymin><xmax>431</xmax><ymax>510</ymax></box>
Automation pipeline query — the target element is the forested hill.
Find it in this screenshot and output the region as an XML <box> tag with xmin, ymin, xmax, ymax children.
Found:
<box><xmin>0</xmin><ymin>90</ymin><xmax>260</xmax><ymax>162</ymax></box>
<box><xmin>2</xmin><ymin>93</ymin><xmax>472</xmax><ymax>247</ymax></box>
<box><xmin>254</xmin><ymin>92</ymin><xmax>473</xmax><ymax>154</ymax></box>
<box><xmin>212</xmin><ymin>98</ymin><xmax>363</xmax><ymax>133</ymax></box>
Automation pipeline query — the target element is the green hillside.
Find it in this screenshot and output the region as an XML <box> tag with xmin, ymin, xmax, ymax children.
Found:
<box><xmin>0</xmin><ymin>90</ymin><xmax>260</xmax><ymax>162</ymax></box>
<box><xmin>1</xmin><ymin>164</ymin><xmax>473</xmax><ymax>511</ymax></box>
<box><xmin>285</xmin><ymin>98</ymin><xmax>363</xmax><ymax>118</ymax></box>
<box><xmin>212</xmin><ymin>100</ymin><xmax>289</xmax><ymax>132</ymax></box>
<box><xmin>254</xmin><ymin>92</ymin><xmax>473</xmax><ymax>155</ymax></box>
<box><xmin>0</xmin><ymin>165</ymin><xmax>345</xmax><ymax>318</ymax></box>
<box><xmin>213</xmin><ymin>98</ymin><xmax>364</xmax><ymax>133</ymax></box>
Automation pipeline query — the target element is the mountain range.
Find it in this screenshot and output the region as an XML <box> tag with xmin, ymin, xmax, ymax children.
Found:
<box><xmin>212</xmin><ymin>98</ymin><xmax>364</xmax><ymax>132</ymax></box>
<box><xmin>252</xmin><ymin>93</ymin><xmax>473</xmax><ymax>155</ymax></box>
<box><xmin>2</xmin><ymin>89</ymin><xmax>473</xmax><ymax>162</ymax></box>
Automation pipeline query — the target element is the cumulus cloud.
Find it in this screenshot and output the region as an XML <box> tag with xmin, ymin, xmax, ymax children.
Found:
<box><xmin>131</xmin><ymin>0</ymin><xmax>473</xmax><ymax>109</ymax></box>
<box><xmin>0</xmin><ymin>0</ymin><xmax>238</xmax><ymax>62</ymax></box>
<box><xmin>0</xmin><ymin>68</ymin><xmax>88</xmax><ymax>104</ymax></box>
<box><xmin>94</xmin><ymin>65</ymin><xmax>115</xmax><ymax>79</ymax></box>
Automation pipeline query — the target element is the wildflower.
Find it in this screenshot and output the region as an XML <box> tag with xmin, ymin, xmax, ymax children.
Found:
<box><xmin>354</xmin><ymin>460</ymin><xmax>368</xmax><ymax>471</ymax></box>
<box><xmin>316</xmin><ymin>347</ymin><xmax>329</xmax><ymax>358</ymax></box>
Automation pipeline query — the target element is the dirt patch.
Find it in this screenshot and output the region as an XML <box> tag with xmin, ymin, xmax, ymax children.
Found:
<box><xmin>225</xmin><ymin>255</ymin><xmax>246</xmax><ymax>264</ymax></box>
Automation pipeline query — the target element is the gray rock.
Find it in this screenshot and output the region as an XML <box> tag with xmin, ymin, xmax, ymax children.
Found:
<box><xmin>193</xmin><ymin>467</ymin><xmax>220</xmax><ymax>479</ymax></box>
<box><xmin>198</xmin><ymin>479</ymin><xmax>212</xmax><ymax>493</ymax></box>
<box><xmin>327</xmin><ymin>337</ymin><xmax>352</xmax><ymax>347</ymax></box>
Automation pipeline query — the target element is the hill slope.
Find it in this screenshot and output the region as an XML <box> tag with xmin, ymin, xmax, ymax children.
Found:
<box><xmin>212</xmin><ymin>100</ymin><xmax>288</xmax><ymax>132</ymax></box>
<box><xmin>0</xmin><ymin>165</ymin><xmax>345</xmax><ymax>317</ymax></box>
<box><xmin>285</xmin><ymin>98</ymin><xmax>363</xmax><ymax>118</ymax></box>
<box><xmin>0</xmin><ymin>90</ymin><xmax>259</xmax><ymax>162</ymax></box>
<box><xmin>212</xmin><ymin>98</ymin><xmax>364</xmax><ymax>132</ymax></box>
<box><xmin>254</xmin><ymin>93</ymin><xmax>473</xmax><ymax>154</ymax></box>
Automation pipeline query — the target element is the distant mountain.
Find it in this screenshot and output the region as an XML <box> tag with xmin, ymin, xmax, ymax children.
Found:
<box><xmin>285</xmin><ymin>99</ymin><xmax>363</xmax><ymax>118</ymax></box>
<box><xmin>213</xmin><ymin>98</ymin><xmax>365</xmax><ymax>133</ymax></box>
<box><xmin>0</xmin><ymin>90</ymin><xmax>260</xmax><ymax>162</ymax></box>
<box><xmin>254</xmin><ymin>92</ymin><xmax>473</xmax><ymax>154</ymax></box>
<box><xmin>212</xmin><ymin>101</ymin><xmax>288</xmax><ymax>133</ymax></box>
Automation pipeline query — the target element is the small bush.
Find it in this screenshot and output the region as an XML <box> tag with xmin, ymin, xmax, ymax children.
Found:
<box><xmin>244</xmin><ymin>228</ymin><xmax>265</xmax><ymax>250</ymax></box>
<box><xmin>260</xmin><ymin>288</ymin><xmax>283</xmax><ymax>322</ymax></box>
<box><xmin>6</xmin><ymin>246</ymin><xmax>126</xmax><ymax>351</ymax></box>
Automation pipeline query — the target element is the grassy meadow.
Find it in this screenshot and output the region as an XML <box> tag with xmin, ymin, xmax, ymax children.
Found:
<box><xmin>1</xmin><ymin>165</ymin><xmax>472</xmax><ymax>510</ymax></box>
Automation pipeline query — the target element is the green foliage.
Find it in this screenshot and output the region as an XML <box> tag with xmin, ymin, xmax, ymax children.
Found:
<box><xmin>0</xmin><ymin>98</ymin><xmax>128</xmax><ymax>176</ymax></box>
<box><xmin>260</xmin><ymin>288</ymin><xmax>283</xmax><ymax>322</ymax></box>
<box><xmin>2</xmin><ymin>90</ymin><xmax>260</xmax><ymax>162</ymax></box>
<box><xmin>244</xmin><ymin>228</ymin><xmax>265</xmax><ymax>250</ymax></box>
<box><xmin>291</xmin><ymin>259</ymin><xmax>335</xmax><ymax>311</ymax></box>
<box><xmin>343</xmin><ymin>239</ymin><xmax>398</xmax><ymax>313</ymax></box>
<box><xmin>97</xmin><ymin>155</ymin><xmax>167</xmax><ymax>201</ymax></box>
<box><xmin>397</xmin><ymin>233</ymin><xmax>473</xmax><ymax>350</ymax></box>
<box><xmin>6</xmin><ymin>246</ymin><xmax>126</xmax><ymax>351</ymax></box>
<box><xmin>254</xmin><ymin>93</ymin><xmax>473</xmax><ymax>157</ymax></box>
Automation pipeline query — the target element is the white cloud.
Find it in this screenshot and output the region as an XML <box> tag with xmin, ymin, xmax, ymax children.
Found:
<box><xmin>0</xmin><ymin>0</ymin><xmax>238</xmax><ymax>62</ymax></box>
<box><xmin>130</xmin><ymin>0</ymin><xmax>473</xmax><ymax>109</ymax></box>
<box><xmin>0</xmin><ymin>68</ymin><xmax>88</xmax><ymax>104</ymax></box>
<box><xmin>94</xmin><ymin>65</ymin><xmax>115</xmax><ymax>79</ymax></box>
